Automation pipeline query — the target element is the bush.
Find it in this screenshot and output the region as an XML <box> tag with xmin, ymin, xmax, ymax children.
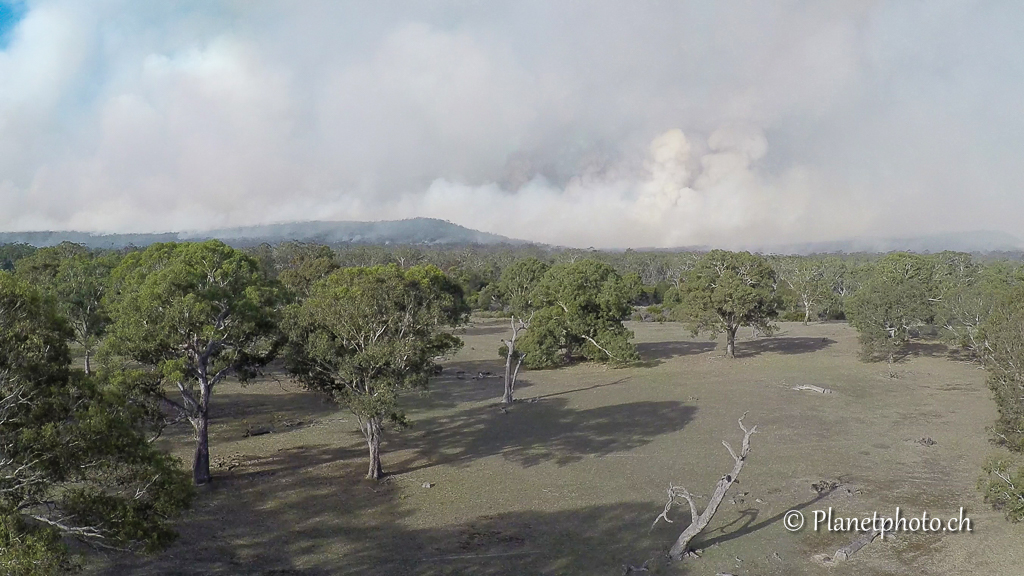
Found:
<box><xmin>979</xmin><ymin>285</ymin><xmax>1024</xmax><ymax>453</ymax></box>
<box><xmin>979</xmin><ymin>458</ymin><xmax>1024</xmax><ymax>522</ymax></box>
<box><xmin>630</xmin><ymin>305</ymin><xmax>668</xmax><ymax>322</ymax></box>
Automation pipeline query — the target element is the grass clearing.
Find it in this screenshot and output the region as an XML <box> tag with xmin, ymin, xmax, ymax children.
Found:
<box><xmin>88</xmin><ymin>320</ymin><xmax>1024</xmax><ymax>575</ymax></box>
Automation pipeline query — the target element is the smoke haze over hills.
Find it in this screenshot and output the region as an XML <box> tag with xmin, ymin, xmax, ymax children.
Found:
<box><xmin>1</xmin><ymin>2</ymin><xmax>1022</xmax><ymax>249</ymax></box>
<box><xmin>2</xmin><ymin>219</ymin><xmax>1020</xmax><ymax>256</ymax></box>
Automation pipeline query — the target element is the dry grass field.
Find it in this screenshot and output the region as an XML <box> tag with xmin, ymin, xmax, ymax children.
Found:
<box><xmin>87</xmin><ymin>319</ymin><xmax>1024</xmax><ymax>575</ymax></box>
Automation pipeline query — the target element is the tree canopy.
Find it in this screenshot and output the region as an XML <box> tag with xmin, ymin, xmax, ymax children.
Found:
<box><xmin>283</xmin><ymin>264</ymin><xmax>467</xmax><ymax>479</ymax></box>
<box><xmin>517</xmin><ymin>259</ymin><xmax>640</xmax><ymax>368</ymax></box>
<box><xmin>673</xmin><ymin>250</ymin><xmax>780</xmax><ymax>358</ymax></box>
<box><xmin>845</xmin><ymin>253</ymin><xmax>933</xmax><ymax>374</ymax></box>
<box><xmin>15</xmin><ymin>246</ymin><xmax>119</xmax><ymax>374</ymax></box>
<box><xmin>489</xmin><ymin>256</ymin><xmax>550</xmax><ymax>315</ymax></box>
<box><xmin>103</xmin><ymin>241</ymin><xmax>283</xmax><ymax>485</ymax></box>
<box><xmin>978</xmin><ymin>283</ymin><xmax>1024</xmax><ymax>453</ymax></box>
<box><xmin>274</xmin><ymin>243</ymin><xmax>341</xmax><ymax>299</ymax></box>
<box><xmin>771</xmin><ymin>255</ymin><xmax>834</xmax><ymax>324</ymax></box>
<box><xmin>0</xmin><ymin>273</ymin><xmax>192</xmax><ymax>575</ymax></box>
<box><xmin>976</xmin><ymin>282</ymin><xmax>1024</xmax><ymax>521</ymax></box>
<box><xmin>0</xmin><ymin>244</ymin><xmax>37</xmax><ymax>272</ymax></box>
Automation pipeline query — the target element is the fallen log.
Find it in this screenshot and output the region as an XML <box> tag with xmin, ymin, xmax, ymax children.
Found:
<box><xmin>792</xmin><ymin>385</ymin><xmax>833</xmax><ymax>394</ymax></box>
<box><xmin>813</xmin><ymin>529</ymin><xmax>880</xmax><ymax>566</ymax></box>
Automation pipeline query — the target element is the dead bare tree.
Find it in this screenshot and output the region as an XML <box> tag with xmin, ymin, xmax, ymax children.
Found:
<box><xmin>500</xmin><ymin>313</ymin><xmax>532</xmax><ymax>404</ymax></box>
<box><xmin>653</xmin><ymin>414</ymin><xmax>758</xmax><ymax>560</ymax></box>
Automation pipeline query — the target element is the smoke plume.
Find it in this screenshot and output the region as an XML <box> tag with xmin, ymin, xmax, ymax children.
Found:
<box><xmin>1</xmin><ymin>1</ymin><xmax>1022</xmax><ymax>248</ymax></box>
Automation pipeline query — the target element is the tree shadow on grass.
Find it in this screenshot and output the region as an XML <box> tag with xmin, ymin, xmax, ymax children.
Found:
<box><xmin>693</xmin><ymin>484</ymin><xmax>840</xmax><ymax>550</ymax></box>
<box><xmin>208</xmin><ymin>387</ymin><xmax>341</xmax><ymax>442</ymax></box>
<box><xmin>391</xmin><ymin>398</ymin><xmax>696</xmax><ymax>470</ymax></box>
<box><xmin>733</xmin><ymin>337</ymin><xmax>836</xmax><ymax>358</ymax></box>
<box><xmin>337</xmin><ymin>502</ymin><xmax>689</xmax><ymax>576</ymax></box>
<box><xmin>89</xmin><ymin>419</ymin><xmax>694</xmax><ymax>575</ymax></box>
<box><xmin>418</xmin><ymin>359</ymin><xmax>532</xmax><ymax>409</ymax></box>
<box><xmin>902</xmin><ymin>341</ymin><xmax>954</xmax><ymax>359</ymax></box>
<box><xmin>86</xmin><ymin>443</ymin><xmax>396</xmax><ymax>576</ymax></box>
<box><xmin>151</xmin><ymin>383</ymin><xmax>342</xmax><ymax>458</ymax></box>
<box><xmin>93</xmin><ymin>478</ymin><xmax>689</xmax><ymax>576</ymax></box>
<box><xmin>636</xmin><ymin>340</ymin><xmax>718</xmax><ymax>362</ymax></box>
<box><xmin>530</xmin><ymin>377</ymin><xmax>632</xmax><ymax>400</ymax></box>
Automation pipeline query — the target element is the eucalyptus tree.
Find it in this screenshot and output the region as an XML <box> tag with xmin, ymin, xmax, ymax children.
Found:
<box><xmin>0</xmin><ymin>273</ymin><xmax>192</xmax><ymax>573</ymax></box>
<box><xmin>772</xmin><ymin>256</ymin><xmax>832</xmax><ymax>324</ymax></box>
<box><xmin>491</xmin><ymin>257</ymin><xmax>550</xmax><ymax>403</ymax></box>
<box><xmin>0</xmin><ymin>243</ymin><xmax>36</xmax><ymax>272</ymax></box>
<box><xmin>517</xmin><ymin>260</ymin><xmax>640</xmax><ymax>368</ymax></box>
<box><xmin>978</xmin><ymin>283</ymin><xmax>1024</xmax><ymax>454</ymax></box>
<box><xmin>15</xmin><ymin>245</ymin><xmax>119</xmax><ymax>375</ymax></box>
<box><xmin>104</xmin><ymin>241</ymin><xmax>283</xmax><ymax>485</ymax></box>
<box><xmin>493</xmin><ymin>257</ymin><xmax>550</xmax><ymax>314</ymax></box>
<box><xmin>11</xmin><ymin>242</ymin><xmax>89</xmax><ymax>286</ymax></box>
<box><xmin>934</xmin><ymin>259</ymin><xmax>1021</xmax><ymax>356</ymax></box>
<box><xmin>675</xmin><ymin>250</ymin><xmax>781</xmax><ymax>358</ymax></box>
<box><xmin>284</xmin><ymin>264</ymin><xmax>467</xmax><ymax>479</ymax></box>
<box><xmin>845</xmin><ymin>253</ymin><xmax>932</xmax><ymax>376</ymax></box>
<box><xmin>977</xmin><ymin>282</ymin><xmax>1024</xmax><ymax>521</ymax></box>
<box><xmin>274</xmin><ymin>243</ymin><xmax>340</xmax><ymax>299</ymax></box>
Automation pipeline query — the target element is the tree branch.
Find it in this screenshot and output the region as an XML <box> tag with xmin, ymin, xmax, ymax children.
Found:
<box><xmin>583</xmin><ymin>334</ymin><xmax>621</xmax><ymax>361</ymax></box>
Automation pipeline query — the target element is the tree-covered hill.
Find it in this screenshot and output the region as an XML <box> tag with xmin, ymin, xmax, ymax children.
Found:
<box><xmin>0</xmin><ymin>218</ymin><xmax>524</xmax><ymax>249</ymax></box>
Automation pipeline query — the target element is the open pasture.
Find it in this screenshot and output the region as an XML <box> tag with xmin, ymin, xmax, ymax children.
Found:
<box><xmin>90</xmin><ymin>320</ymin><xmax>1024</xmax><ymax>575</ymax></box>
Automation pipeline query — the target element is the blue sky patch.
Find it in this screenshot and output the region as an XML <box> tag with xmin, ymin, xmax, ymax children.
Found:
<box><xmin>0</xmin><ymin>1</ymin><xmax>26</xmax><ymax>49</ymax></box>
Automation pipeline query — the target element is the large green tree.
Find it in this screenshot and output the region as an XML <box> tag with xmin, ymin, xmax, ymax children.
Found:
<box><xmin>517</xmin><ymin>260</ymin><xmax>640</xmax><ymax>368</ymax></box>
<box><xmin>846</xmin><ymin>253</ymin><xmax>933</xmax><ymax>375</ymax></box>
<box><xmin>0</xmin><ymin>273</ymin><xmax>192</xmax><ymax>574</ymax></box>
<box><xmin>978</xmin><ymin>283</ymin><xmax>1024</xmax><ymax>454</ymax></box>
<box><xmin>0</xmin><ymin>243</ymin><xmax>36</xmax><ymax>272</ymax></box>
<box><xmin>491</xmin><ymin>257</ymin><xmax>550</xmax><ymax>315</ymax></box>
<box><xmin>284</xmin><ymin>264</ymin><xmax>466</xmax><ymax>479</ymax></box>
<box><xmin>10</xmin><ymin>243</ymin><xmax>89</xmax><ymax>286</ymax></box>
<box><xmin>103</xmin><ymin>241</ymin><xmax>282</xmax><ymax>485</ymax></box>
<box><xmin>675</xmin><ymin>250</ymin><xmax>781</xmax><ymax>358</ymax></box>
<box><xmin>934</xmin><ymin>259</ymin><xmax>1021</xmax><ymax>356</ymax></box>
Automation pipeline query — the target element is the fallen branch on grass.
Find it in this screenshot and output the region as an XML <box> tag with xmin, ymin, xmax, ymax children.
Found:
<box><xmin>791</xmin><ymin>385</ymin><xmax>834</xmax><ymax>394</ymax></box>
<box><xmin>812</xmin><ymin>529</ymin><xmax>881</xmax><ymax>566</ymax></box>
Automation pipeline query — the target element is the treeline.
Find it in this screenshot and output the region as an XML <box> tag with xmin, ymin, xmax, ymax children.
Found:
<box><xmin>2</xmin><ymin>240</ymin><xmax>1024</xmax><ymax>573</ymax></box>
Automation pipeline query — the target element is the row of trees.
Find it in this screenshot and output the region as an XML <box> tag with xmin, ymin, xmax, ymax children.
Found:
<box><xmin>8</xmin><ymin>239</ymin><xmax>1006</xmax><ymax>327</ymax></box>
<box><xmin>0</xmin><ymin>242</ymin><xmax>462</xmax><ymax>572</ymax></box>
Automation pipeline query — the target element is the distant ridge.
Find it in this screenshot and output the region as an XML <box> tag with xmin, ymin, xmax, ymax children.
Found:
<box><xmin>0</xmin><ymin>218</ymin><xmax>524</xmax><ymax>249</ymax></box>
<box><xmin>631</xmin><ymin>230</ymin><xmax>1024</xmax><ymax>255</ymax></box>
<box><xmin>763</xmin><ymin>230</ymin><xmax>1024</xmax><ymax>255</ymax></box>
<box><xmin>0</xmin><ymin>221</ymin><xmax>1020</xmax><ymax>255</ymax></box>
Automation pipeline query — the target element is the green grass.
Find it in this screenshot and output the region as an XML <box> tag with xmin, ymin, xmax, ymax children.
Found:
<box><xmin>87</xmin><ymin>320</ymin><xmax>1024</xmax><ymax>575</ymax></box>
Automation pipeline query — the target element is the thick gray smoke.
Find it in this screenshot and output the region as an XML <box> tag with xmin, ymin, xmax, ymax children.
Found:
<box><xmin>1</xmin><ymin>1</ymin><xmax>1022</xmax><ymax>248</ymax></box>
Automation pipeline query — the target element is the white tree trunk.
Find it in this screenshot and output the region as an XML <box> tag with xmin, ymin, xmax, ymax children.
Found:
<box><xmin>653</xmin><ymin>415</ymin><xmax>758</xmax><ymax>560</ymax></box>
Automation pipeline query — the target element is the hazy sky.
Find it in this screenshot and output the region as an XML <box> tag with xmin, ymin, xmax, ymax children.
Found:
<box><xmin>1</xmin><ymin>1</ymin><xmax>1022</xmax><ymax>248</ymax></box>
